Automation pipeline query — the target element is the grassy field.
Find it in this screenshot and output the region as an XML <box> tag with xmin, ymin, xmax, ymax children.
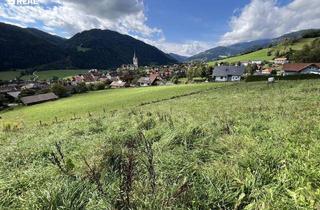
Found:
<box><xmin>1</xmin><ymin>80</ymin><xmax>320</xmax><ymax>209</ymax></box>
<box><xmin>0</xmin><ymin>71</ymin><xmax>21</xmax><ymax>81</ymax></box>
<box><xmin>208</xmin><ymin>38</ymin><xmax>318</xmax><ymax>65</ymax></box>
<box><xmin>0</xmin><ymin>70</ymin><xmax>90</xmax><ymax>81</ymax></box>
<box><xmin>0</xmin><ymin>83</ymin><xmax>225</xmax><ymax>125</ymax></box>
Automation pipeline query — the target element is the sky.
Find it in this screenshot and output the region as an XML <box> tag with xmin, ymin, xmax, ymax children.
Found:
<box><xmin>0</xmin><ymin>0</ymin><xmax>320</xmax><ymax>56</ymax></box>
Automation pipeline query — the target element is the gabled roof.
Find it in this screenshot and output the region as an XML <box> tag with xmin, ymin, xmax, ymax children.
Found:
<box><xmin>110</xmin><ymin>80</ymin><xmax>127</xmax><ymax>87</ymax></box>
<box><xmin>7</xmin><ymin>91</ymin><xmax>21</xmax><ymax>99</ymax></box>
<box><xmin>213</xmin><ymin>66</ymin><xmax>245</xmax><ymax>77</ymax></box>
<box><xmin>21</xmin><ymin>93</ymin><xmax>58</xmax><ymax>105</ymax></box>
<box><xmin>149</xmin><ymin>74</ymin><xmax>162</xmax><ymax>84</ymax></box>
<box><xmin>283</xmin><ymin>63</ymin><xmax>320</xmax><ymax>72</ymax></box>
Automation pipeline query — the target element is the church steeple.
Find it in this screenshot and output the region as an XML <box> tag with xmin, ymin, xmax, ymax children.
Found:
<box><xmin>133</xmin><ymin>51</ymin><xmax>138</xmax><ymax>69</ymax></box>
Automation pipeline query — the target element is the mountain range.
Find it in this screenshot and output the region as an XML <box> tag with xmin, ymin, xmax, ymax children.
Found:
<box><xmin>187</xmin><ymin>29</ymin><xmax>320</xmax><ymax>62</ymax></box>
<box><xmin>0</xmin><ymin>22</ymin><xmax>176</xmax><ymax>71</ymax></box>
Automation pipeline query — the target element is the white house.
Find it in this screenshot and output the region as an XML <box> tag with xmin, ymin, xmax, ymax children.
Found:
<box><xmin>212</xmin><ymin>66</ymin><xmax>245</xmax><ymax>82</ymax></box>
<box><xmin>274</xmin><ymin>57</ymin><xmax>289</xmax><ymax>65</ymax></box>
<box><xmin>250</xmin><ymin>60</ymin><xmax>263</xmax><ymax>65</ymax></box>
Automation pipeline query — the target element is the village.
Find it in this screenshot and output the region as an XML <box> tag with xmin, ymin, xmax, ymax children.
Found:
<box><xmin>1</xmin><ymin>52</ymin><xmax>320</xmax><ymax>109</ymax></box>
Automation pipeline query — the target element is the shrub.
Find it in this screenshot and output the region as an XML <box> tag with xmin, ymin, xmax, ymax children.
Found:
<box><xmin>94</xmin><ymin>82</ymin><xmax>106</xmax><ymax>90</ymax></box>
<box><xmin>74</xmin><ymin>82</ymin><xmax>88</xmax><ymax>94</ymax></box>
<box><xmin>51</xmin><ymin>83</ymin><xmax>68</xmax><ymax>97</ymax></box>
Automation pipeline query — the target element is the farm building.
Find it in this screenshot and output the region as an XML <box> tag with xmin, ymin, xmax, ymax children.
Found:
<box><xmin>283</xmin><ymin>63</ymin><xmax>320</xmax><ymax>75</ymax></box>
<box><xmin>212</xmin><ymin>66</ymin><xmax>245</xmax><ymax>82</ymax></box>
<box><xmin>20</xmin><ymin>93</ymin><xmax>58</xmax><ymax>105</ymax></box>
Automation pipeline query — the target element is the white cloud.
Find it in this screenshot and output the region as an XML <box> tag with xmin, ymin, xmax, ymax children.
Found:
<box><xmin>220</xmin><ymin>0</ymin><xmax>320</xmax><ymax>46</ymax></box>
<box><xmin>0</xmin><ymin>0</ymin><xmax>206</xmax><ymax>56</ymax></box>
<box><xmin>152</xmin><ymin>40</ymin><xmax>210</xmax><ymax>57</ymax></box>
<box><xmin>0</xmin><ymin>0</ymin><xmax>161</xmax><ymax>37</ymax></box>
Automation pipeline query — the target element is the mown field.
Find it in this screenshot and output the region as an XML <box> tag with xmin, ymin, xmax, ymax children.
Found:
<box><xmin>1</xmin><ymin>80</ymin><xmax>320</xmax><ymax>209</ymax></box>
<box><xmin>208</xmin><ymin>38</ymin><xmax>318</xmax><ymax>65</ymax></box>
<box><xmin>0</xmin><ymin>70</ymin><xmax>89</xmax><ymax>81</ymax></box>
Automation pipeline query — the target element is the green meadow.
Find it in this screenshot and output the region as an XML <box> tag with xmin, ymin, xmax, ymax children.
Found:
<box><xmin>1</xmin><ymin>80</ymin><xmax>320</xmax><ymax>209</ymax></box>
<box><xmin>0</xmin><ymin>83</ymin><xmax>224</xmax><ymax>125</ymax></box>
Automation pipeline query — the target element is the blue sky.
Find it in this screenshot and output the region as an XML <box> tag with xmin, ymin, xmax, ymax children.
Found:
<box><xmin>145</xmin><ymin>0</ymin><xmax>250</xmax><ymax>43</ymax></box>
<box><xmin>0</xmin><ymin>0</ymin><xmax>319</xmax><ymax>56</ymax></box>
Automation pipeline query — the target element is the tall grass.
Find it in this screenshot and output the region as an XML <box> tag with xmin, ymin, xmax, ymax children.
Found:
<box><xmin>1</xmin><ymin>80</ymin><xmax>320</xmax><ymax>209</ymax></box>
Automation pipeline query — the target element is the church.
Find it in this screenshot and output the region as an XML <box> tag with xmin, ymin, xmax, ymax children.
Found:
<box><xmin>120</xmin><ymin>51</ymin><xmax>139</xmax><ymax>70</ymax></box>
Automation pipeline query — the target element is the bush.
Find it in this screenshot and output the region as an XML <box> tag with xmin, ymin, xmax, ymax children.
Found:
<box><xmin>94</xmin><ymin>82</ymin><xmax>106</xmax><ymax>90</ymax></box>
<box><xmin>51</xmin><ymin>83</ymin><xmax>68</xmax><ymax>97</ymax></box>
<box><xmin>73</xmin><ymin>82</ymin><xmax>88</xmax><ymax>94</ymax></box>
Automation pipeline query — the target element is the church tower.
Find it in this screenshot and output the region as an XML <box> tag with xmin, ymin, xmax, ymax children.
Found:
<box><xmin>133</xmin><ymin>51</ymin><xmax>138</xmax><ymax>69</ymax></box>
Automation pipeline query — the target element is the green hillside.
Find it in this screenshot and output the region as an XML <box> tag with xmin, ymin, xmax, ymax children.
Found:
<box><xmin>208</xmin><ymin>38</ymin><xmax>318</xmax><ymax>65</ymax></box>
<box><xmin>1</xmin><ymin>80</ymin><xmax>320</xmax><ymax>209</ymax></box>
<box><xmin>0</xmin><ymin>71</ymin><xmax>21</xmax><ymax>81</ymax></box>
<box><xmin>0</xmin><ymin>70</ymin><xmax>90</xmax><ymax>81</ymax></box>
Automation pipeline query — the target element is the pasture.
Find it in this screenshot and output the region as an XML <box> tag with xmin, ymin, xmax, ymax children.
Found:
<box><xmin>1</xmin><ymin>80</ymin><xmax>320</xmax><ymax>209</ymax></box>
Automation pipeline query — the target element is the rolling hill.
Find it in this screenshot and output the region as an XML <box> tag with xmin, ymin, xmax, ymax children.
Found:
<box><xmin>188</xmin><ymin>39</ymin><xmax>272</xmax><ymax>62</ymax></box>
<box><xmin>208</xmin><ymin>37</ymin><xmax>318</xmax><ymax>65</ymax></box>
<box><xmin>0</xmin><ymin>22</ymin><xmax>176</xmax><ymax>71</ymax></box>
<box><xmin>189</xmin><ymin>29</ymin><xmax>320</xmax><ymax>62</ymax></box>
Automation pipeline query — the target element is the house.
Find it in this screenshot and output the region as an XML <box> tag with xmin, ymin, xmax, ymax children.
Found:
<box><xmin>137</xmin><ymin>77</ymin><xmax>151</xmax><ymax>86</ymax></box>
<box><xmin>212</xmin><ymin>66</ymin><xmax>245</xmax><ymax>82</ymax></box>
<box><xmin>149</xmin><ymin>74</ymin><xmax>165</xmax><ymax>85</ymax></box>
<box><xmin>110</xmin><ymin>80</ymin><xmax>129</xmax><ymax>88</ymax></box>
<box><xmin>20</xmin><ymin>93</ymin><xmax>58</xmax><ymax>105</ymax></box>
<box><xmin>283</xmin><ymin>63</ymin><xmax>320</xmax><ymax>75</ymax></box>
<box><xmin>250</xmin><ymin>60</ymin><xmax>263</xmax><ymax>65</ymax></box>
<box><xmin>137</xmin><ymin>74</ymin><xmax>164</xmax><ymax>87</ymax></box>
<box><xmin>274</xmin><ymin>57</ymin><xmax>289</xmax><ymax>65</ymax></box>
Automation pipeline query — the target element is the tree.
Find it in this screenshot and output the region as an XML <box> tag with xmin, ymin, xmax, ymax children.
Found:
<box><xmin>74</xmin><ymin>82</ymin><xmax>88</xmax><ymax>94</ymax></box>
<box><xmin>94</xmin><ymin>82</ymin><xmax>106</xmax><ymax>90</ymax></box>
<box><xmin>267</xmin><ymin>51</ymin><xmax>272</xmax><ymax>56</ymax></box>
<box><xmin>0</xmin><ymin>94</ymin><xmax>7</xmax><ymax>107</ymax></box>
<box><xmin>51</xmin><ymin>83</ymin><xmax>68</xmax><ymax>98</ymax></box>
<box><xmin>245</xmin><ymin>64</ymin><xmax>258</xmax><ymax>75</ymax></box>
<box><xmin>171</xmin><ymin>76</ymin><xmax>179</xmax><ymax>84</ymax></box>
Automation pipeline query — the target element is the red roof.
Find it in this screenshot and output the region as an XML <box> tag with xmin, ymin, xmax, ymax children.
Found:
<box><xmin>283</xmin><ymin>63</ymin><xmax>320</xmax><ymax>72</ymax></box>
